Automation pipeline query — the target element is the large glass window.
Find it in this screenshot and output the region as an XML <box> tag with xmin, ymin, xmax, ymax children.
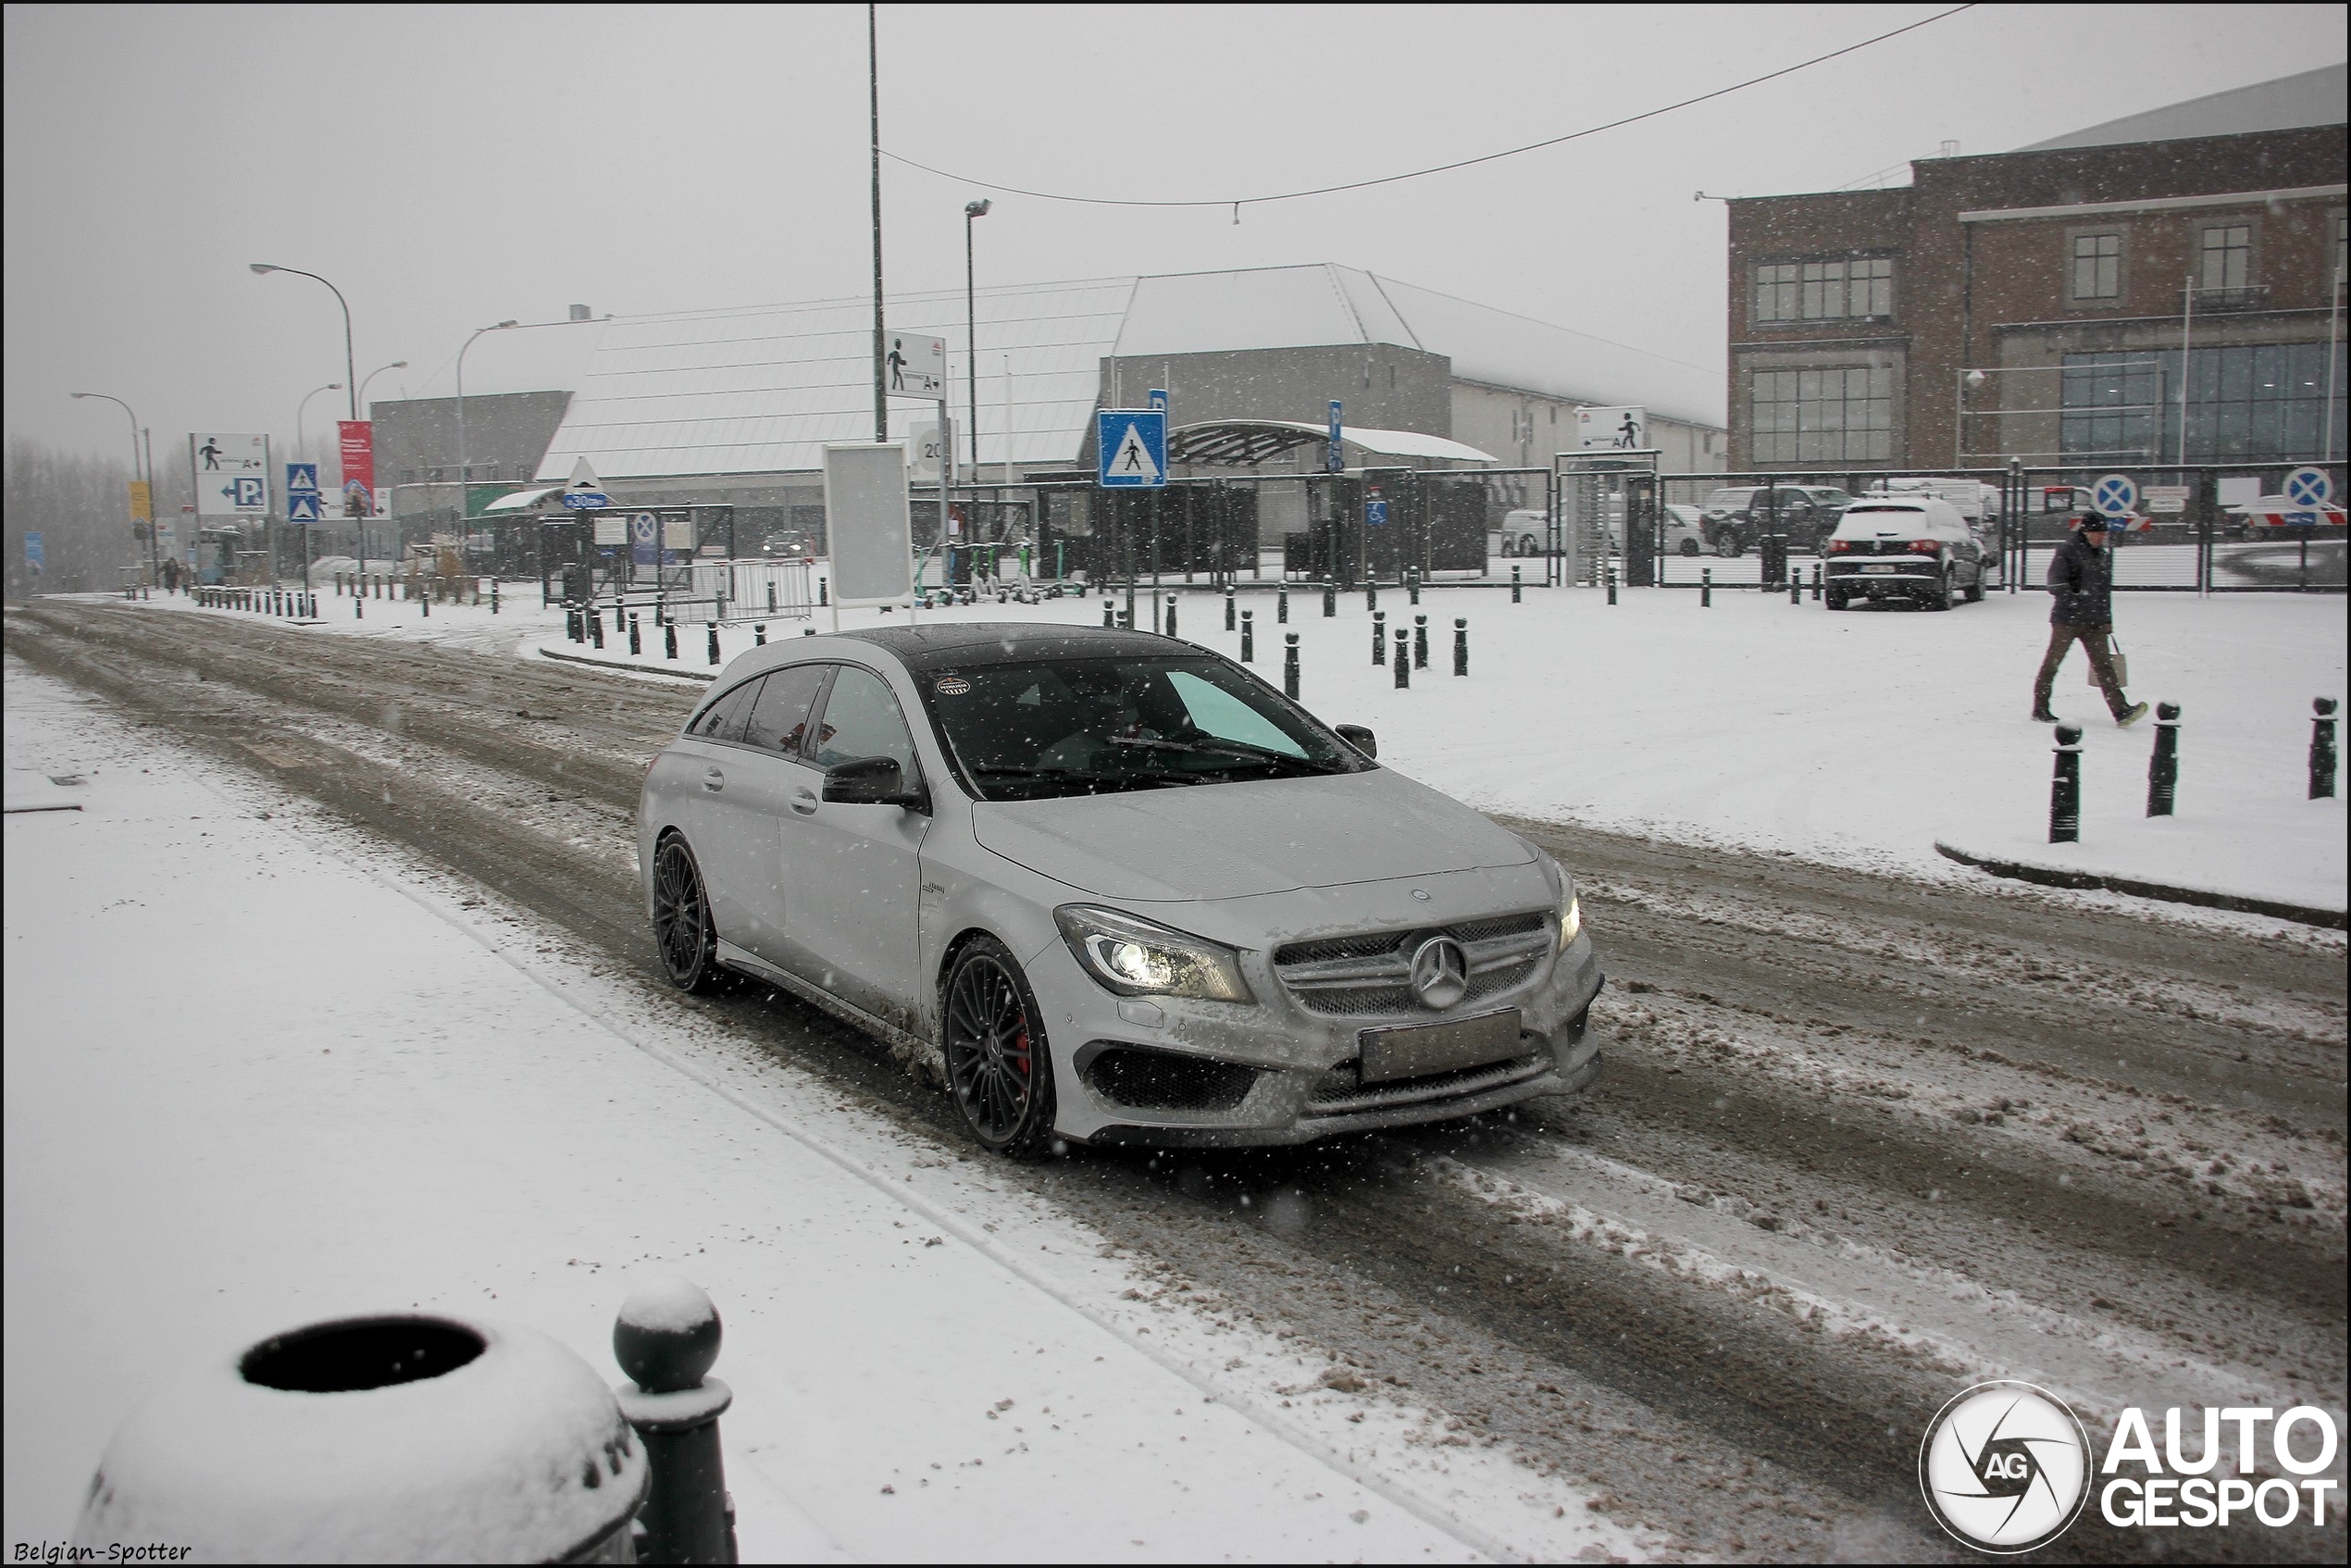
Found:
<box><xmin>2199</xmin><ymin>225</ymin><xmax>2251</xmax><ymax>292</ymax></box>
<box><xmin>1753</xmin><ymin>257</ymin><xmax>1894</xmax><ymax>323</ymax></box>
<box><xmin>2071</xmin><ymin>233</ymin><xmax>2121</xmax><ymax>300</ymax></box>
<box><xmin>2061</xmin><ymin>342</ymin><xmax>2348</xmax><ymax>464</ymax></box>
<box><xmin>1749</xmin><ymin>367</ymin><xmax>1894</xmax><ymax>464</ymax></box>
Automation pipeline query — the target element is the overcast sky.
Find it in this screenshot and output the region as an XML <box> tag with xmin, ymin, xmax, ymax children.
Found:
<box><xmin>6</xmin><ymin>2</ymin><xmax>2344</xmax><ymax>469</ymax></box>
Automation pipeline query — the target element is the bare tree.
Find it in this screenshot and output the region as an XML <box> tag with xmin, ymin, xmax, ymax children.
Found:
<box><xmin>6</xmin><ymin>436</ymin><xmax>139</xmax><ymax>597</ymax></box>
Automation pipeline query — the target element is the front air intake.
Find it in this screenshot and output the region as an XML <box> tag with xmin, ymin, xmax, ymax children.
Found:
<box><xmin>1085</xmin><ymin>1046</ymin><xmax>1258</xmax><ymax>1113</ymax></box>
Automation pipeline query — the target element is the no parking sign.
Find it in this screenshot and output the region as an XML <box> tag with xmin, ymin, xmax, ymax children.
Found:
<box><xmin>630</xmin><ymin>512</ymin><xmax>658</xmax><ymax>568</ymax></box>
<box><xmin>2092</xmin><ymin>473</ymin><xmax>2138</xmax><ymax>517</ymax></box>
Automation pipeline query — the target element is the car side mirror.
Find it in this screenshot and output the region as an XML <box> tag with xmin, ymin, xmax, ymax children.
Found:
<box><xmin>822</xmin><ymin>755</ymin><xmax>925</xmax><ymax>810</ymax></box>
<box><xmin>1335</xmin><ymin>724</ymin><xmax>1377</xmax><ymax>759</ymax></box>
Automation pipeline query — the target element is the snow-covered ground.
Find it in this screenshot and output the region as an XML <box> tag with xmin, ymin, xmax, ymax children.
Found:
<box><xmin>1</xmin><ymin>662</ymin><xmax>1647</xmax><ymax>1563</ymax></box>
<box><xmin>115</xmin><ymin>575</ymin><xmax>2349</xmax><ymax>913</ymax></box>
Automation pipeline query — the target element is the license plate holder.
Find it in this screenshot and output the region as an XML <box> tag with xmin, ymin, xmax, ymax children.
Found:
<box><xmin>1862</xmin><ymin>563</ymin><xmax>1897</xmax><ymax>574</ymax></box>
<box><xmin>1358</xmin><ymin>1009</ymin><xmax>1523</xmax><ymax>1083</ymax></box>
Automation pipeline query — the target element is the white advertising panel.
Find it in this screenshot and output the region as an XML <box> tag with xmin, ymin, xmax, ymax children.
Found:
<box><xmin>593</xmin><ymin>514</ymin><xmax>628</xmax><ymax>545</ymax></box>
<box><xmin>823</xmin><ymin>442</ymin><xmax>914</xmax><ymax>609</ymax></box>
<box><xmin>190</xmin><ymin>433</ymin><xmax>270</xmax><ymax>516</ymax></box>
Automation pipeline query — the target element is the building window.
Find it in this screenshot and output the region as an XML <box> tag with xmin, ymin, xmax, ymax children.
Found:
<box><xmin>2061</xmin><ymin>342</ymin><xmax>2347</xmax><ymax>464</ymax></box>
<box><xmin>1749</xmin><ymin>367</ymin><xmax>1893</xmax><ymax>464</ymax></box>
<box><xmin>2199</xmin><ymin>224</ymin><xmax>2251</xmax><ymax>292</ymax></box>
<box><xmin>2071</xmin><ymin>233</ymin><xmax>2121</xmax><ymax>300</ymax></box>
<box><xmin>1753</xmin><ymin>257</ymin><xmax>1894</xmax><ymax>323</ymax></box>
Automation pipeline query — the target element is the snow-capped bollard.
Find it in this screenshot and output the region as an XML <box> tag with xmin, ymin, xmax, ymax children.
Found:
<box><xmin>1240</xmin><ymin>609</ymin><xmax>1254</xmax><ymax>663</ymax></box>
<box><xmin>1408</xmin><ymin>569</ymin><xmax>1421</xmax><ymax>606</ymax></box>
<box><xmin>420</xmin><ymin>591</ymin><xmax>430</xmax><ymax>617</ymax></box>
<box><xmin>2312</xmin><ymin>698</ymin><xmax>2339</xmax><ymax>799</ymax></box>
<box><xmin>1393</xmin><ymin>628</ymin><xmax>1410</xmax><ymax>689</ymax></box>
<box><xmin>665</xmin><ymin>622</ymin><xmax>678</xmax><ymax>661</ymax></box>
<box><xmin>818</xmin><ymin>576</ymin><xmax>827</xmax><ymax>606</ymax></box>
<box><xmin>1284</xmin><ymin>631</ymin><xmax>1300</xmax><ymax>699</ymax></box>
<box><xmin>630</xmin><ymin>615</ymin><xmax>642</xmax><ymax>655</ymax></box>
<box><xmin>1511</xmin><ymin>565</ymin><xmax>1522</xmax><ymax>604</ymax></box>
<box><xmin>1790</xmin><ymin>571</ymin><xmax>1802</xmax><ymax>605</ymax></box>
<box><xmin>1453</xmin><ymin>617</ymin><xmax>1468</xmax><ymax>678</ymax></box>
<box><xmin>1700</xmin><ymin>568</ymin><xmax>1712</xmax><ymax>608</ymax></box>
<box><xmin>1277</xmin><ymin>582</ymin><xmax>1289</xmax><ymax>623</ymax></box>
<box><xmin>1606</xmin><ymin>564</ymin><xmax>1617</xmax><ymax>606</ymax></box>
<box><xmin>1413</xmin><ymin>614</ymin><xmax>1428</xmax><ymax>670</ymax></box>
<box><xmin>591</xmin><ymin>611</ymin><xmax>605</xmax><ymax>651</ymax></box>
<box><xmin>73</xmin><ymin>1313</ymin><xmax>645</xmax><ymax>1562</ymax></box>
<box><xmin>1322</xmin><ymin>579</ymin><xmax>1335</xmax><ymax>617</ymax></box>
<box><xmin>1165</xmin><ymin>593</ymin><xmax>1177</xmax><ymax>639</ymax></box>
<box><xmin>1372</xmin><ymin>610</ymin><xmax>1387</xmax><ymax>666</ymax></box>
<box><xmin>766</xmin><ymin>582</ymin><xmax>777</xmax><ymax>613</ymax></box>
<box><xmin>2146</xmin><ymin>703</ymin><xmax>2180</xmax><ymax>816</ymax></box>
<box><xmin>1366</xmin><ymin>580</ymin><xmax>1378</xmax><ymax>615</ymax></box>
<box><xmin>1225</xmin><ymin>583</ymin><xmax>1236</xmax><ymax>630</ymax></box>
<box><xmin>1102</xmin><ymin>601</ymin><xmax>1114</xmax><ymax>628</ymax></box>
<box><xmin>707</xmin><ymin>623</ymin><xmax>720</xmax><ymax>666</ymax></box>
<box><xmin>753</xmin><ymin>623</ymin><xmax>766</xmax><ymax>646</ymax></box>
<box><xmin>614</xmin><ymin>1279</ymin><xmax>739</xmax><ymax>1568</ymax></box>
<box><xmin>2049</xmin><ymin>723</ymin><xmax>2083</xmax><ymax>843</ymax></box>
<box><xmin>1811</xmin><ymin>563</ymin><xmax>1822</xmax><ymax>603</ymax></box>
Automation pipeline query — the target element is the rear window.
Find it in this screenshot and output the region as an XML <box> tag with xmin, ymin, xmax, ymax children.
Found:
<box><xmin>1835</xmin><ymin>504</ymin><xmax>1928</xmax><ymax>536</ymax></box>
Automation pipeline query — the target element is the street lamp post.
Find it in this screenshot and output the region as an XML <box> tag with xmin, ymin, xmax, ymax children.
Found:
<box><xmin>69</xmin><ymin>391</ymin><xmax>155</xmax><ymax>588</ymax></box>
<box><xmin>296</xmin><ymin>382</ymin><xmax>342</xmax><ymax>465</ymax></box>
<box><xmin>351</xmin><ymin>361</ymin><xmax>407</xmax><ymax>577</ymax></box>
<box><xmin>454</xmin><ymin>313</ymin><xmax>604</xmax><ymax>580</ymax></box>
<box><xmin>250</xmin><ymin>265</ymin><xmax>357</xmax><ymax>421</ymax></box>
<box><xmin>964</xmin><ymin>199</ymin><xmax>990</xmax><ymax>473</ymax></box>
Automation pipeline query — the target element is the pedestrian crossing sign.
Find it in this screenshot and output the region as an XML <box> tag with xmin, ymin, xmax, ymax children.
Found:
<box><xmin>1097</xmin><ymin>409</ymin><xmax>1167</xmax><ymax>489</ymax></box>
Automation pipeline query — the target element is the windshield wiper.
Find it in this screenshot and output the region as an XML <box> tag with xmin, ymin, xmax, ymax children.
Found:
<box><xmin>970</xmin><ymin>764</ymin><xmax>1203</xmax><ymax>790</ymax></box>
<box><xmin>1108</xmin><ymin>735</ymin><xmax>1337</xmax><ymax>774</ymax></box>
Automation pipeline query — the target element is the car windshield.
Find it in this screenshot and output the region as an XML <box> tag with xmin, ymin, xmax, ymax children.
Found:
<box><xmin>916</xmin><ymin>654</ymin><xmax>1371</xmax><ymax>801</ymax></box>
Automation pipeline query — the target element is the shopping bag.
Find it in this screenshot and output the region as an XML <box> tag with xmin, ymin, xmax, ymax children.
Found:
<box><xmin>2091</xmin><ymin>635</ymin><xmax>2127</xmax><ymax>688</ymax></box>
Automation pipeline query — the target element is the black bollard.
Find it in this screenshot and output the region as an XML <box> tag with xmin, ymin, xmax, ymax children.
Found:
<box><xmin>818</xmin><ymin>576</ymin><xmax>827</xmax><ymax>606</ymax></box>
<box><xmin>1372</xmin><ymin>610</ymin><xmax>1387</xmax><ymax>665</ymax></box>
<box><xmin>1409</xmin><ymin>569</ymin><xmax>1421</xmax><ymax>606</ymax></box>
<box><xmin>1790</xmin><ymin>570</ymin><xmax>1802</xmax><ymax>605</ymax></box>
<box><xmin>1240</xmin><ymin>609</ymin><xmax>1254</xmax><ymax>663</ymax></box>
<box><xmin>1452</xmin><ymin>617</ymin><xmax>1468</xmax><ymax>678</ymax></box>
<box><xmin>767</xmin><ymin>582</ymin><xmax>777</xmax><ymax>613</ymax></box>
<box><xmin>1277</xmin><ymin>583</ymin><xmax>1289</xmax><ymax>623</ymax></box>
<box><xmin>2146</xmin><ymin>703</ymin><xmax>2181</xmax><ymax>816</ymax></box>
<box><xmin>1103</xmin><ymin>602</ymin><xmax>1114</xmax><ymax>628</ymax></box>
<box><xmin>613</xmin><ymin>1280</ymin><xmax>739</xmax><ymax>1568</ymax></box>
<box><xmin>491</xmin><ymin>581</ymin><xmax>500</xmax><ymax>615</ymax></box>
<box><xmin>1606</xmin><ymin>564</ymin><xmax>1618</xmax><ymax>606</ymax></box>
<box><xmin>354</xmin><ymin>594</ymin><xmax>363</xmax><ymax>619</ymax></box>
<box><xmin>1511</xmin><ymin>565</ymin><xmax>1522</xmax><ymax>604</ymax></box>
<box><xmin>665</xmin><ymin>622</ymin><xmax>678</xmax><ymax>660</ymax></box>
<box><xmin>1700</xmin><ymin>568</ymin><xmax>1711</xmax><ymax>608</ymax></box>
<box><xmin>1367</xmin><ymin>580</ymin><xmax>1378</xmax><ymax>615</ymax></box>
<box><xmin>655</xmin><ymin>597</ymin><xmax>665</xmax><ymax>627</ymax></box>
<box><xmin>1811</xmin><ymin>563</ymin><xmax>1822</xmax><ymax>603</ymax></box>
<box><xmin>754</xmin><ymin>623</ymin><xmax>766</xmax><ymax>646</ymax></box>
<box><xmin>1166</xmin><ymin>593</ymin><xmax>1177</xmax><ymax>639</ymax></box>
<box><xmin>1393</xmin><ymin>628</ymin><xmax>1410</xmax><ymax>689</ymax></box>
<box><xmin>707</xmin><ymin>622</ymin><xmax>720</xmax><ymax>666</ymax></box>
<box><xmin>1322</xmin><ymin>578</ymin><xmax>1336</xmax><ymax>617</ymax></box>
<box><xmin>2049</xmin><ymin>723</ymin><xmax>2084</xmax><ymax>843</ymax></box>
<box><xmin>630</xmin><ymin>615</ymin><xmax>642</xmax><ymax>655</ymax></box>
<box><xmin>1225</xmin><ymin>584</ymin><xmax>1236</xmax><ymax>631</ymax></box>
<box><xmin>591</xmin><ymin>609</ymin><xmax>604</xmax><ymax>651</ymax></box>
<box><xmin>1413</xmin><ymin>614</ymin><xmax>1428</xmax><ymax>670</ymax></box>
<box><xmin>420</xmin><ymin>591</ymin><xmax>429</xmax><ymax>617</ymax></box>
<box><xmin>1284</xmin><ymin>631</ymin><xmax>1300</xmax><ymax>699</ymax></box>
<box><xmin>2313</xmin><ymin>697</ymin><xmax>2339</xmax><ymax>800</ymax></box>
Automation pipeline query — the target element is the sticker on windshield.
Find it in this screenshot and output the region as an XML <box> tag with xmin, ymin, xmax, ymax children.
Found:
<box><xmin>935</xmin><ymin>676</ymin><xmax>971</xmax><ymax>696</ymax></box>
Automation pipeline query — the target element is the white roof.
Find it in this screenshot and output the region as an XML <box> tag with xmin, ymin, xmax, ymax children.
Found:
<box><xmin>1273</xmin><ymin>421</ymin><xmax>1499</xmax><ymax>463</ymax></box>
<box><xmin>481</xmin><ymin>486</ymin><xmax>562</xmax><ymax>514</ymax></box>
<box><xmin>539</xmin><ymin>264</ymin><xmax>1722</xmax><ymax>483</ymax></box>
<box><xmin>2018</xmin><ymin>63</ymin><xmax>2345</xmax><ymax>153</ymax></box>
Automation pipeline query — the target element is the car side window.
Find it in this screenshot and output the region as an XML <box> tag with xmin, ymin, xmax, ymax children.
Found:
<box><xmin>810</xmin><ymin>666</ymin><xmax>919</xmax><ymax>777</ymax></box>
<box><xmin>744</xmin><ymin>664</ymin><xmax>829</xmax><ymax>756</ymax></box>
<box><xmin>691</xmin><ymin>677</ymin><xmax>763</xmax><ymax>743</ymax></box>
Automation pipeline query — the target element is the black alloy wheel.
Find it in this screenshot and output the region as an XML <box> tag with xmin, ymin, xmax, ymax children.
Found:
<box><xmin>652</xmin><ymin>836</ymin><xmax>722</xmax><ymax>993</ymax></box>
<box><xmin>1712</xmin><ymin>527</ymin><xmax>1746</xmax><ymax>558</ymax></box>
<box><xmin>1678</xmin><ymin>538</ymin><xmax>1702</xmax><ymax>556</ymax></box>
<box><xmin>943</xmin><ymin>938</ymin><xmax>1057</xmax><ymax>1159</ymax></box>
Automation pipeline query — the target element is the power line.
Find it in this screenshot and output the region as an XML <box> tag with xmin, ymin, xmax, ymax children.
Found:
<box><xmin>880</xmin><ymin>4</ymin><xmax>1975</xmax><ymax>212</ymax></box>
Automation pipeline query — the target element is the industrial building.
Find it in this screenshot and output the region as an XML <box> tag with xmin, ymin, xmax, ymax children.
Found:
<box><xmin>1724</xmin><ymin>64</ymin><xmax>2346</xmax><ymax>474</ymax></box>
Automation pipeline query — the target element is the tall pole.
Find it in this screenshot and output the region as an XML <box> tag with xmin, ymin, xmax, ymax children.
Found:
<box><xmin>2325</xmin><ymin>261</ymin><xmax>2343</xmax><ymax>464</ymax></box>
<box><xmin>143</xmin><ymin>427</ymin><xmax>157</xmax><ymax>585</ymax></box>
<box><xmin>869</xmin><ymin>3</ymin><xmax>887</xmax><ymax>442</ymax></box>
<box><xmin>2176</xmin><ymin>274</ymin><xmax>2195</xmax><ymax>468</ymax></box>
<box><xmin>70</xmin><ymin>391</ymin><xmax>153</xmax><ymax>587</ymax></box>
<box><xmin>353</xmin><ymin>360</ymin><xmax>408</xmax><ymax>579</ymax></box>
<box><xmin>965</xmin><ymin>201</ymin><xmax>989</xmax><ymax>469</ymax></box>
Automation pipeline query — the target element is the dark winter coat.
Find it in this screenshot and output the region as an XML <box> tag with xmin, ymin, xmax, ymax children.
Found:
<box><xmin>2046</xmin><ymin>534</ymin><xmax>2113</xmax><ymax>626</ymax></box>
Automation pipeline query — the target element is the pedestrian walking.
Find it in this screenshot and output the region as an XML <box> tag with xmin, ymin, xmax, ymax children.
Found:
<box><xmin>2032</xmin><ymin>512</ymin><xmax>2147</xmax><ymax>728</ymax></box>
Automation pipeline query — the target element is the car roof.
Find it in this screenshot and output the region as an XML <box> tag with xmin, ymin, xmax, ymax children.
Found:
<box><xmin>840</xmin><ymin>621</ymin><xmax>1193</xmax><ymax>671</ymax></box>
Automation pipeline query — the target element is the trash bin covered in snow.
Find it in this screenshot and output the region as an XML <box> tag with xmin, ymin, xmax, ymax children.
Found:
<box><xmin>74</xmin><ymin>1313</ymin><xmax>648</xmax><ymax>1563</ymax></box>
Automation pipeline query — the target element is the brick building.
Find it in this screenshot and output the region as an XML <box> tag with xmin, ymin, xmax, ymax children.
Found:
<box><xmin>1726</xmin><ymin>64</ymin><xmax>2346</xmax><ymax>475</ymax></box>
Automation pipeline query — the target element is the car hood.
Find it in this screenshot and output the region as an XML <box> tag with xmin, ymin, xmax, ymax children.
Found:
<box><xmin>970</xmin><ymin>767</ymin><xmax>1535</xmax><ymax>902</ymax></box>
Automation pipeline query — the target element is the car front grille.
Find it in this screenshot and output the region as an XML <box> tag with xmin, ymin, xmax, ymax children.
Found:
<box><xmin>1273</xmin><ymin>913</ymin><xmax>1551</xmax><ymax>1017</ymax></box>
<box><xmin>1304</xmin><ymin>1051</ymin><xmax>1550</xmax><ymax>1117</ymax></box>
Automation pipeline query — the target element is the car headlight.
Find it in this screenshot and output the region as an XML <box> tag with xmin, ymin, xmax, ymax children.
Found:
<box><xmin>1054</xmin><ymin>906</ymin><xmax>1254</xmax><ymax>1002</ymax></box>
<box><xmin>1558</xmin><ymin>887</ymin><xmax>1583</xmax><ymax>951</ymax></box>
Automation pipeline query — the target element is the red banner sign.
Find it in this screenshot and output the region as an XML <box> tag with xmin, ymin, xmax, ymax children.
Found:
<box><xmin>338</xmin><ymin>420</ymin><xmax>374</xmax><ymax>492</ymax></box>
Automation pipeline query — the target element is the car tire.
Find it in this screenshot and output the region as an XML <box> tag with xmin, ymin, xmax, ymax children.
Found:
<box><xmin>1923</xmin><ymin>567</ymin><xmax>1955</xmax><ymax>611</ymax></box>
<box><xmin>1712</xmin><ymin>529</ymin><xmax>1746</xmax><ymax>558</ymax></box>
<box><xmin>1520</xmin><ymin>533</ymin><xmax>1539</xmax><ymax>556</ymax></box>
<box><xmin>1825</xmin><ymin>590</ymin><xmax>1849</xmax><ymax>611</ymax></box>
<box><xmin>1678</xmin><ymin>538</ymin><xmax>1701</xmax><ymax>557</ymax></box>
<box><xmin>942</xmin><ymin>936</ymin><xmax>1059</xmax><ymax>1160</ymax></box>
<box><xmin>1964</xmin><ymin>566</ymin><xmax>1985</xmax><ymax>603</ymax></box>
<box><xmin>651</xmin><ymin>835</ymin><xmax>724</xmax><ymax>994</ymax></box>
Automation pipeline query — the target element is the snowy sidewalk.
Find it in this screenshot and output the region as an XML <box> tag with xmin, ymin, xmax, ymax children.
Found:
<box><xmin>1</xmin><ymin>662</ymin><xmax>1641</xmax><ymax>1563</ymax></box>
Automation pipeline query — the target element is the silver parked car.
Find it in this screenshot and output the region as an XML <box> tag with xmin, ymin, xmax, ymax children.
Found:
<box><xmin>639</xmin><ymin>624</ymin><xmax>1602</xmax><ymax>1157</ymax></box>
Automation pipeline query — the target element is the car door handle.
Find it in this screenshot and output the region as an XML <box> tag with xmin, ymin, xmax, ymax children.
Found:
<box><xmin>791</xmin><ymin>786</ymin><xmax>818</xmax><ymax>815</ymax></box>
<box><xmin>703</xmin><ymin>766</ymin><xmax>725</xmax><ymax>793</ymax></box>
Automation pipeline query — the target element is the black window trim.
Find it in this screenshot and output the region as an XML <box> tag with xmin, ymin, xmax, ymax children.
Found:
<box><xmin>687</xmin><ymin>658</ymin><xmax>838</xmax><ymax>762</ymax></box>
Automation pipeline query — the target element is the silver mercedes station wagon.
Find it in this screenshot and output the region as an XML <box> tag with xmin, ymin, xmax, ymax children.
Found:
<box><xmin>637</xmin><ymin>623</ymin><xmax>1602</xmax><ymax>1157</ymax></box>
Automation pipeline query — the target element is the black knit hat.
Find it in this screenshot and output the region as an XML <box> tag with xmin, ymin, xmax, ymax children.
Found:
<box><xmin>2076</xmin><ymin>511</ymin><xmax>2109</xmax><ymax>530</ymax></box>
